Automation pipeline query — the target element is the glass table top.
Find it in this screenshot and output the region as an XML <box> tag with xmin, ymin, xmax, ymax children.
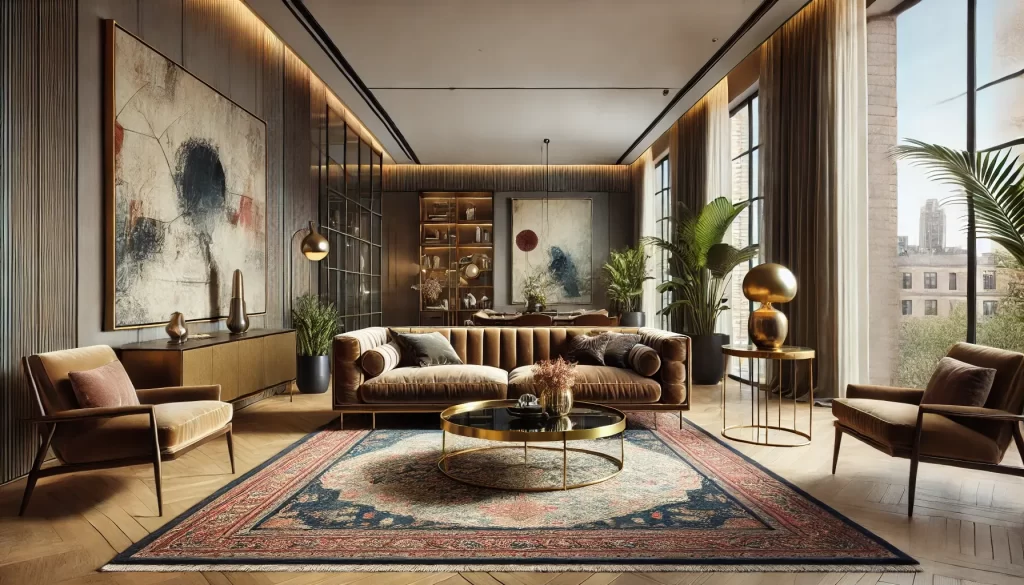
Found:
<box><xmin>441</xmin><ymin>400</ymin><xmax>625</xmax><ymax>441</ymax></box>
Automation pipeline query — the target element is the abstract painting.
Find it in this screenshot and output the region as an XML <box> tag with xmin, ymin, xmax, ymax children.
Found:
<box><xmin>106</xmin><ymin>22</ymin><xmax>266</xmax><ymax>329</ymax></box>
<box><xmin>511</xmin><ymin>198</ymin><xmax>592</xmax><ymax>304</ymax></box>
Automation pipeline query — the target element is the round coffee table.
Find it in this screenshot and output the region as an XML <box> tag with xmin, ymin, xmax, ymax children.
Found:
<box><xmin>439</xmin><ymin>399</ymin><xmax>626</xmax><ymax>492</ymax></box>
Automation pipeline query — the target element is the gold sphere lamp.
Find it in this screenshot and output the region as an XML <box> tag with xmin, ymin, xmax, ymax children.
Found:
<box><xmin>742</xmin><ymin>263</ymin><xmax>797</xmax><ymax>350</ymax></box>
<box><xmin>300</xmin><ymin>221</ymin><xmax>330</xmax><ymax>261</ymax></box>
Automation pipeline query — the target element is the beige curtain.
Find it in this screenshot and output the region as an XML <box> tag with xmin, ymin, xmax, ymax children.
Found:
<box><xmin>760</xmin><ymin>0</ymin><xmax>868</xmax><ymax>399</ymax></box>
<box><xmin>704</xmin><ymin>79</ymin><xmax>733</xmax><ymax>337</ymax></box>
<box><xmin>631</xmin><ymin>149</ymin><xmax>659</xmax><ymax>325</ymax></box>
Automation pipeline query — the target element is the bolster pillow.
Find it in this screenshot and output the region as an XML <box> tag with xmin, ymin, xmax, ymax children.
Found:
<box><xmin>628</xmin><ymin>343</ymin><xmax>661</xmax><ymax>377</ymax></box>
<box><xmin>360</xmin><ymin>341</ymin><xmax>402</xmax><ymax>378</ymax></box>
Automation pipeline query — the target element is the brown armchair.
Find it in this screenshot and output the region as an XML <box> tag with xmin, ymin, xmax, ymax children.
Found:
<box><xmin>20</xmin><ymin>345</ymin><xmax>235</xmax><ymax>516</ymax></box>
<box><xmin>832</xmin><ymin>342</ymin><xmax>1024</xmax><ymax>516</ymax></box>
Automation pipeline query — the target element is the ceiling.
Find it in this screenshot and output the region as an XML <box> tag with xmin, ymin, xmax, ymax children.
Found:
<box><xmin>248</xmin><ymin>0</ymin><xmax>811</xmax><ymax>165</ymax></box>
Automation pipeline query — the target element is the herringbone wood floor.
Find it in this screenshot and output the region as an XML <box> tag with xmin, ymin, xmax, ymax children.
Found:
<box><xmin>2</xmin><ymin>381</ymin><xmax>1023</xmax><ymax>585</ymax></box>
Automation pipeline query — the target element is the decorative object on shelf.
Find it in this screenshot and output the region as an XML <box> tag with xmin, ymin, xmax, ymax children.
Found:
<box><xmin>475</xmin><ymin>226</ymin><xmax>482</xmax><ymax>243</ymax></box>
<box><xmin>106</xmin><ymin>22</ymin><xmax>267</xmax><ymax>330</ymax></box>
<box><xmin>433</xmin><ymin>255</ymin><xmax>441</xmax><ymax>269</ymax></box>
<box><xmin>603</xmin><ymin>244</ymin><xmax>653</xmax><ymax>327</ymax></box>
<box><xmin>480</xmin><ymin>295</ymin><xmax>491</xmax><ymax>310</ymax></box>
<box><xmin>227</xmin><ymin>269</ymin><xmax>250</xmax><ymax>335</ymax></box>
<box><xmin>644</xmin><ymin>197</ymin><xmax>759</xmax><ymax>385</ymax></box>
<box><xmin>534</xmin><ymin>357</ymin><xmax>576</xmax><ymax>417</ymax></box>
<box><xmin>465</xmin><ymin>205</ymin><xmax>475</xmax><ymax>221</ymax></box>
<box><xmin>463</xmin><ymin>263</ymin><xmax>480</xmax><ymax>280</ymax></box>
<box><xmin>165</xmin><ymin>312</ymin><xmax>188</xmax><ymax>344</ymax></box>
<box><xmin>424</xmin><ymin>228</ymin><xmax>441</xmax><ymax>242</ymax></box>
<box><xmin>441</xmin><ymin>299</ymin><xmax>449</xmax><ymax>310</ymax></box>
<box><xmin>462</xmin><ymin>292</ymin><xmax>477</xmax><ymax>310</ymax></box>
<box><xmin>421</xmin><ymin>277</ymin><xmax>443</xmax><ymax>305</ymax></box>
<box><xmin>517</xmin><ymin>394</ymin><xmax>540</xmax><ymax>408</ymax></box>
<box><xmin>292</xmin><ymin>294</ymin><xmax>340</xmax><ymax>395</ymax></box>
<box><xmin>742</xmin><ymin>263</ymin><xmax>797</xmax><ymax>350</ymax></box>
<box><xmin>483</xmin><ymin>228</ymin><xmax>490</xmax><ymax>243</ymax></box>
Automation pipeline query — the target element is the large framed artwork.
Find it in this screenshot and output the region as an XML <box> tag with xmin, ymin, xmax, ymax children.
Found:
<box><xmin>104</xmin><ymin>21</ymin><xmax>267</xmax><ymax>330</ymax></box>
<box><xmin>511</xmin><ymin>198</ymin><xmax>592</xmax><ymax>304</ymax></box>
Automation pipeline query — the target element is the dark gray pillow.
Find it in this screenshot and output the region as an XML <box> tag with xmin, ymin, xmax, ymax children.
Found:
<box><xmin>922</xmin><ymin>357</ymin><xmax>996</xmax><ymax>407</ymax></box>
<box><xmin>390</xmin><ymin>331</ymin><xmax>463</xmax><ymax>367</ymax></box>
<box><xmin>567</xmin><ymin>333</ymin><xmax>611</xmax><ymax>365</ymax></box>
<box><xmin>603</xmin><ymin>333</ymin><xmax>641</xmax><ymax>368</ymax></box>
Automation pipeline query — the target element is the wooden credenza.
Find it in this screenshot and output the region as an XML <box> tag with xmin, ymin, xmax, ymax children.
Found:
<box><xmin>119</xmin><ymin>329</ymin><xmax>296</xmax><ymax>402</ymax></box>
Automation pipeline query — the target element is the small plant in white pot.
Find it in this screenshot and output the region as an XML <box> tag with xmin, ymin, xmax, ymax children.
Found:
<box><xmin>292</xmin><ymin>294</ymin><xmax>340</xmax><ymax>394</ymax></box>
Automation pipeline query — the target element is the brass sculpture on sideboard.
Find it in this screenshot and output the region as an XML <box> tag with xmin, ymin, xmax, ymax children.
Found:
<box><xmin>742</xmin><ymin>263</ymin><xmax>797</xmax><ymax>350</ymax></box>
<box><xmin>227</xmin><ymin>269</ymin><xmax>250</xmax><ymax>335</ymax></box>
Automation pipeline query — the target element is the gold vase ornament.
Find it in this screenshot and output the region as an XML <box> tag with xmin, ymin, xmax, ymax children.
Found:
<box><xmin>227</xmin><ymin>269</ymin><xmax>250</xmax><ymax>335</ymax></box>
<box><xmin>165</xmin><ymin>312</ymin><xmax>188</xmax><ymax>344</ymax></box>
<box><xmin>540</xmin><ymin>386</ymin><xmax>574</xmax><ymax>417</ymax></box>
<box><xmin>742</xmin><ymin>263</ymin><xmax>797</xmax><ymax>350</ymax></box>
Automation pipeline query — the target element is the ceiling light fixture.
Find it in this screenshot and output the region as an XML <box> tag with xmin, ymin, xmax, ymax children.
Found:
<box><xmin>543</xmin><ymin>138</ymin><xmax>551</xmax><ymax>243</ymax></box>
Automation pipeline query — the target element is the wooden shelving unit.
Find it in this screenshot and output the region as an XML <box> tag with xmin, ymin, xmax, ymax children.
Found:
<box><xmin>419</xmin><ymin>192</ymin><xmax>494</xmax><ymax>326</ymax></box>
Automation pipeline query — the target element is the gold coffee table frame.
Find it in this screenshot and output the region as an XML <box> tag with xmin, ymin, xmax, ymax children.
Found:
<box><xmin>439</xmin><ymin>400</ymin><xmax>626</xmax><ymax>492</ymax></box>
<box><xmin>721</xmin><ymin>345</ymin><xmax>815</xmax><ymax>447</ymax></box>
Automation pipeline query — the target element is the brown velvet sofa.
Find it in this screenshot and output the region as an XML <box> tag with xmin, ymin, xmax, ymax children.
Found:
<box><xmin>332</xmin><ymin>326</ymin><xmax>691</xmax><ymax>427</ymax></box>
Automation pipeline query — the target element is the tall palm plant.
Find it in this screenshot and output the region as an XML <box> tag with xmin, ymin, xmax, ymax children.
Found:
<box><xmin>643</xmin><ymin>197</ymin><xmax>759</xmax><ymax>335</ymax></box>
<box><xmin>893</xmin><ymin>139</ymin><xmax>1024</xmax><ymax>266</ymax></box>
<box><xmin>603</xmin><ymin>245</ymin><xmax>652</xmax><ymax>313</ymax></box>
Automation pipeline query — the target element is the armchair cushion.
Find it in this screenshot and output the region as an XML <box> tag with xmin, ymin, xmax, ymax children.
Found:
<box><xmin>68</xmin><ymin>360</ymin><xmax>140</xmax><ymax>409</ymax></box>
<box><xmin>846</xmin><ymin>384</ymin><xmax>924</xmax><ymax>404</ymax></box>
<box><xmin>922</xmin><ymin>357</ymin><xmax>995</xmax><ymax>407</ymax></box>
<box><xmin>832</xmin><ymin>398</ymin><xmax>1002</xmax><ymax>464</ymax></box>
<box><xmin>136</xmin><ymin>385</ymin><xmax>221</xmax><ymax>404</ymax></box>
<box><xmin>53</xmin><ymin>400</ymin><xmax>232</xmax><ymax>464</ymax></box>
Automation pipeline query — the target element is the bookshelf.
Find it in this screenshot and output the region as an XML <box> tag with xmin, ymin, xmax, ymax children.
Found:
<box><xmin>419</xmin><ymin>192</ymin><xmax>494</xmax><ymax>326</ymax></box>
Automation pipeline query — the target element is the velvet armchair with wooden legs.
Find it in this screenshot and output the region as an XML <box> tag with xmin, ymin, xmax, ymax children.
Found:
<box><xmin>831</xmin><ymin>342</ymin><xmax>1024</xmax><ymax>516</ymax></box>
<box><xmin>19</xmin><ymin>345</ymin><xmax>236</xmax><ymax>517</ymax></box>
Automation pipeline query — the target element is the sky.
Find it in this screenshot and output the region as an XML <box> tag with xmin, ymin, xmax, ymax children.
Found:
<box><xmin>895</xmin><ymin>0</ymin><xmax>1022</xmax><ymax>251</ymax></box>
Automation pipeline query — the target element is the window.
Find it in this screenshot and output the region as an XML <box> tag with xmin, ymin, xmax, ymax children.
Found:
<box><xmin>949</xmin><ymin>273</ymin><xmax>957</xmax><ymax>290</ymax></box>
<box><xmin>924</xmin><ymin>300</ymin><xmax>938</xmax><ymax>316</ymax></box>
<box><xmin>902</xmin><ymin>300</ymin><xmax>913</xmax><ymax>316</ymax></box>
<box><xmin>983</xmin><ymin>301</ymin><xmax>998</xmax><ymax>316</ymax></box>
<box><xmin>983</xmin><ymin>270</ymin><xmax>996</xmax><ymax>291</ymax></box>
<box><xmin>728</xmin><ymin>92</ymin><xmax>761</xmax><ymax>380</ymax></box>
<box><xmin>653</xmin><ymin>157</ymin><xmax>672</xmax><ymax>330</ymax></box>
<box><xmin>901</xmin><ymin>273</ymin><xmax>912</xmax><ymax>289</ymax></box>
<box><xmin>924</xmin><ymin>272</ymin><xmax>937</xmax><ymax>289</ymax></box>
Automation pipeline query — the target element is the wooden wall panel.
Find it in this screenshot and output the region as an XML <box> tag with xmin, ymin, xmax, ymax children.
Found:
<box><xmin>139</xmin><ymin>0</ymin><xmax>183</xmax><ymax>62</ymax></box>
<box><xmin>283</xmin><ymin>49</ymin><xmax>314</xmax><ymax>307</ymax></box>
<box><xmin>1</xmin><ymin>0</ymin><xmax>78</xmax><ymax>484</ymax></box>
<box><xmin>384</xmin><ymin>165</ymin><xmax>632</xmax><ymax>193</ymax></box>
<box><xmin>262</xmin><ymin>29</ymin><xmax>285</xmax><ymax>329</ymax></box>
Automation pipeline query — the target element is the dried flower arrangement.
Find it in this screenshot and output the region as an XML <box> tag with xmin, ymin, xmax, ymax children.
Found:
<box><xmin>532</xmin><ymin>357</ymin><xmax>576</xmax><ymax>393</ymax></box>
<box><xmin>421</xmin><ymin>277</ymin><xmax>443</xmax><ymax>304</ymax></box>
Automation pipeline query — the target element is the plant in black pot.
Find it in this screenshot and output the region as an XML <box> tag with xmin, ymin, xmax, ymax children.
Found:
<box><xmin>292</xmin><ymin>294</ymin><xmax>340</xmax><ymax>394</ymax></box>
<box><xmin>644</xmin><ymin>197</ymin><xmax>759</xmax><ymax>385</ymax></box>
<box><xmin>603</xmin><ymin>245</ymin><xmax>652</xmax><ymax>327</ymax></box>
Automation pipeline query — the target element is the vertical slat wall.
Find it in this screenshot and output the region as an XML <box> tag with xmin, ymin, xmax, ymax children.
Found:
<box><xmin>0</xmin><ymin>0</ymin><xmax>77</xmax><ymax>485</ymax></box>
<box><xmin>0</xmin><ymin>0</ymin><xmax>372</xmax><ymax>484</ymax></box>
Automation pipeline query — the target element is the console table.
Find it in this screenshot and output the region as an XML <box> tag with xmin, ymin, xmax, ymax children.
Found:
<box><xmin>119</xmin><ymin>329</ymin><xmax>296</xmax><ymax>403</ymax></box>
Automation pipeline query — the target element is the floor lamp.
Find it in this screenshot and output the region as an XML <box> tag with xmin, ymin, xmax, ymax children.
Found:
<box><xmin>289</xmin><ymin>220</ymin><xmax>330</xmax><ymax>401</ymax></box>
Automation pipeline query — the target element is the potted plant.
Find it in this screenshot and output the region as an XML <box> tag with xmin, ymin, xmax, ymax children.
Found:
<box><xmin>420</xmin><ymin>277</ymin><xmax>443</xmax><ymax>307</ymax></box>
<box><xmin>292</xmin><ymin>294</ymin><xmax>340</xmax><ymax>394</ymax></box>
<box><xmin>521</xmin><ymin>272</ymin><xmax>550</xmax><ymax>313</ymax></box>
<box><xmin>603</xmin><ymin>244</ymin><xmax>653</xmax><ymax>327</ymax></box>
<box><xmin>644</xmin><ymin>197</ymin><xmax>759</xmax><ymax>385</ymax></box>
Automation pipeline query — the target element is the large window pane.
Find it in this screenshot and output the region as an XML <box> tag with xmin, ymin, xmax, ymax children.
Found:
<box><xmin>653</xmin><ymin>157</ymin><xmax>672</xmax><ymax>330</ymax></box>
<box><xmin>728</xmin><ymin>96</ymin><xmax>760</xmax><ymax>381</ymax></box>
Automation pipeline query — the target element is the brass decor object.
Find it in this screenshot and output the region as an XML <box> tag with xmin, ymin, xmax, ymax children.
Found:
<box><xmin>439</xmin><ymin>400</ymin><xmax>625</xmax><ymax>492</ymax></box>
<box><xmin>742</xmin><ymin>263</ymin><xmax>797</xmax><ymax>350</ymax></box>
<box><xmin>721</xmin><ymin>344</ymin><xmax>815</xmax><ymax>447</ymax></box>
<box><xmin>540</xmin><ymin>386</ymin><xmax>574</xmax><ymax>417</ymax></box>
<box><xmin>165</xmin><ymin>312</ymin><xmax>188</xmax><ymax>344</ymax></box>
<box><xmin>227</xmin><ymin>270</ymin><xmax>250</xmax><ymax>334</ymax></box>
<box><xmin>300</xmin><ymin>221</ymin><xmax>329</xmax><ymax>261</ymax></box>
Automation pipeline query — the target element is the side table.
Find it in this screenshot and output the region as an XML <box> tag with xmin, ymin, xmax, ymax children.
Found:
<box><xmin>721</xmin><ymin>344</ymin><xmax>815</xmax><ymax>447</ymax></box>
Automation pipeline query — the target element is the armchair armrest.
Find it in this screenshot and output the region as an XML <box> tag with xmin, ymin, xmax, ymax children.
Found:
<box><xmin>638</xmin><ymin>328</ymin><xmax>690</xmax><ymax>405</ymax></box>
<box><xmin>27</xmin><ymin>404</ymin><xmax>154</xmax><ymax>424</ymax></box>
<box><xmin>919</xmin><ymin>404</ymin><xmax>1024</xmax><ymax>422</ymax></box>
<box><xmin>137</xmin><ymin>385</ymin><xmax>221</xmax><ymax>404</ymax></box>
<box><xmin>846</xmin><ymin>384</ymin><xmax>924</xmax><ymax>404</ymax></box>
<box><xmin>333</xmin><ymin>327</ymin><xmax>389</xmax><ymax>404</ymax></box>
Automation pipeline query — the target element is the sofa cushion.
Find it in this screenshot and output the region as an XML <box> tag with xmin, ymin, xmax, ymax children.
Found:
<box><xmin>832</xmin><ymin>398</ymin><xmax>1002</xmax><ymax>464</ymax></box>
<box><xmin>53</xmin><ymin>400</ymin><xmax>233</xmax><ymax>464</ymax></box>
<box><xmin>922</xmin><ymin>357</ymin><xmax>995</xmax><ymax>407</ymax></box>
<box><xmin>603</xmin><ymin>333</ymin><xmax>641</xmax><ymax>368</ymax></box>
<box><xmin>628</xmin><ymin>343</ymin><xmax>662</xmax><ymax>377</ymax></box>
<box><xmin>566</xmin><ymin>333</ymin><xmax>611</xmax><ymax>365</ymax></box>
<box><xmin>359</xmin><ymin>365</ymin><xmax>507</xmax><ymax>403</ymax></box>
<box><xmin>361</xmin><ymin>341</ymin><xmax>402</xmax><ymax>378</ymax></box>
<box><xmin>508</xmin><ymin>364</ymin><xmax>661</xmax><ymax>404</ymax></box>
<box><xmin>390</xmin><ymin>331</ymin><xmax>464</xmax><ymax>367</ymax></box>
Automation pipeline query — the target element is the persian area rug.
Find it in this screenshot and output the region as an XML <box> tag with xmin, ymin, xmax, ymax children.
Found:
<box><xmin>105</xmin><ymin>416</ymin><xmax>917</xmax><ymax>572</ymax></box>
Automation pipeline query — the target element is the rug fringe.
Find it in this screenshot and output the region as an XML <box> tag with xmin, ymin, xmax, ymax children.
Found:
<box><xmin>101</xmin><ymin>562</ymin><xmax>921</xmax><ymax>573</ymax></box>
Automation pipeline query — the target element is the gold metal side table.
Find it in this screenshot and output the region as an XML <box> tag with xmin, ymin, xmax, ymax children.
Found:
<box><xmin>721</xmin><ymin>344</ymin><xmax>815</xmax><ymax>447</ymax></box>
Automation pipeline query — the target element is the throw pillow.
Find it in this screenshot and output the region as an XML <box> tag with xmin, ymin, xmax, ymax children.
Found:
<box><xmin>390</xmin><ymin>331</ymin><xmax>464</xmax><ymax>367</ymax></box>
<box><xmin>567</xmin><ymin>333</ymin><xmax>611</xmax><ymax>365</ymax></box>
<box><xmin>361</xmin><ymin>341</ymin><xmax>402</xmax><ymax>377</ymax></box>
<box><xmin>922</xmin><ymin>356</ymin><xmax>996</xmax><ymax>407</ymax></box>
<box><xmin>68</xmin><ymin>360</ymin><xmax>140</xmax><ymax>408</ymax></box>
<box><xmin>628</xmin><ymin>343</ymin><xmax>662</xmax><ymax>377</ymax></box>
<box><xmin>604</xmin><ymin>333</ymin><xmax>641</xmax><ymax>368</ymax></box>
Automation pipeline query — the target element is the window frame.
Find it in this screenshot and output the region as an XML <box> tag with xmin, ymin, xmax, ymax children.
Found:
<box><xmin>924</xmin><ymin>272</ymin><xmax>937</xmax><ymax>289</ymax></box>
<box><xmin>902</xmin><ymin>300</ymin><xmax>913</xmax><ymax>316</ymax></box>
<box><xmin>949</xmin><ymin>272</ymin><xmax>957</xmax><ymax>291</ymax></box>
<box><xmin>902</xmin><ymin>272</ymin><xmax>912</xmax><ymax>289</ymax></box>
<box><xmin>924</xmin><ymin>300</ymin><xmax>938</xmax><ymax>316</ymax></box>
<box><xmin>652</xmin><ymin>156</ymin><xmax>672</xmax><ymax>330</ymax></box>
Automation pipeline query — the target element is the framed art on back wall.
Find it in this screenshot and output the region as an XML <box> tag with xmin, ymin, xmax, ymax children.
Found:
<box><xmin>104</xmin><ymin>20</ymin><xmax>268</xmax><ymax>330</ymax></box>
<box><xmin>511</xmin><ymin>198</ymin><xmax>593</xmax><ymax>305</ymax></box>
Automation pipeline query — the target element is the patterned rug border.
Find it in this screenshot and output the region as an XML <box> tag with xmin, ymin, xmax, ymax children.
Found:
<box><xmin>104</xmin><ymin>415</ymin><xmax>919</xmax><ymax>573</ymax></box>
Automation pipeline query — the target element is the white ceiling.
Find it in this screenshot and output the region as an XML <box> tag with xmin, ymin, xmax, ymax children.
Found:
<box><xmin>248</xmin><ymin>0</ymin><xmax>810</xmax><ymax>165</ymax></box>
